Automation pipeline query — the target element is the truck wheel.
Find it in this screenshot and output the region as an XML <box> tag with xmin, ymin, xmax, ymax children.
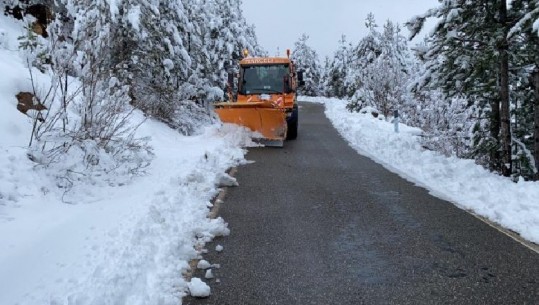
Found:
<box><xmin>286</xmin><ymin>105</ymin><xmax>298</xmax><ymax>140</ymax></box>
<box><xmin>287</xmin><ymin>120</ymin><xmax>298</xmax><ymax>140</ymax></box>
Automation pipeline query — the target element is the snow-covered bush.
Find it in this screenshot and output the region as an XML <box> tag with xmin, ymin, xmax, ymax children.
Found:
<box><xmin>7</xmin><ymin>0</ymin><xmax>265</xmax><ymax>192</ymax></box>
<box><xmin>17</xmin><ymin>0</ymin><xmax>153</xmax><ymax>191</ymax></box>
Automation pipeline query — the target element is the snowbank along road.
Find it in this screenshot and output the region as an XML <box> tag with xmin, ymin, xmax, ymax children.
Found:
<box><xmin>186</xmin><ymin>102</ymin><xmax>539</xmax><ymax>305</ymax></box>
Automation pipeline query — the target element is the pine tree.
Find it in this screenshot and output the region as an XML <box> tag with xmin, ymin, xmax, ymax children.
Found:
<box><xmin>320</xmin><ymin>56</ymin><xmax>331</xmax><ymax>97</ymax></box>
<box><xmin>407</xmin><ymin>0</ymin><xmax>515</xmax><ymax>176</ymax></box>
<box><xmin>346</xmin><ymin>13</ymin><xmax>381</xmax><ymax>102</ymax></box>
<box><xmin>509</xmin><ymin>0</ymin><xmax>539</xmax><ymax>178</ymax></box>
<box><xmin>325</xmin><ymin>35</ymin><xmax>351</xmax><ymax>98</ymax></box>
<box><xmin>292</xmin><ymin>33</ymin><xmax>322</xmax><ymax>96</ymax></box>
<box><xmin>92</xmin><ymin>0</ymin><xmax>262</xmax><ymax>134</ymax></box>
<box><xmin>346</xmin><ymin>15</ymin><xmax>411</xmax><ymax>118</ymax></box>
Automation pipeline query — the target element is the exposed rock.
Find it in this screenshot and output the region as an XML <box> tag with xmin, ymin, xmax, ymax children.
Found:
<box><xmin>4</xmin><ymin>4</ymin><xmax>53</xmax><ymax>38</ymax></box>
<box><xmin>16</xmin><ymin>92</ymin><xmax>46</xmax><ymax>120</ymax></box>
<box><xmin>26</xmin><ymin>4</ymin><xmax>54</xmax><ymax>38</ymax></box>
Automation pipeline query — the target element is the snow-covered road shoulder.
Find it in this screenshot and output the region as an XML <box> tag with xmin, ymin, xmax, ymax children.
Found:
<box><xmin>1</xmin><ymin>13</ymin><xmax>258</xmax><ymax>304</ymax></box>
<box><xmin>300</xmin><ymin>96</ymin><xmax>539</xmax><ymax>245</ymax></box>
<box><xmin>0</xmin><ymin>120</ymin><xmax>253</xmax><ymax>305</ymax></box>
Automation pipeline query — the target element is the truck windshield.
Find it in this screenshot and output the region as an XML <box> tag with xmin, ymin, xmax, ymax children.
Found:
<box><xmin>240</xmin><ymin>64</ymin><xmax>289</xmax><ymax>94</ymax></box>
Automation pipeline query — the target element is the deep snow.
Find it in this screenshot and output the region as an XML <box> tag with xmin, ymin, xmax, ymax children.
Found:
<box><xmin>0</xmin><ymin>121</ymin><xmax>252</xmax><ymax>305</ymax></box>
<box><xmin>0</xmin><ymin>14</ymin><xmax>253</xmax><ymax>305</ymax></box>
<box><xmin>301</xmin><ymin>96</ymin><xmax>539</xmax><ymax>245</ymax></box>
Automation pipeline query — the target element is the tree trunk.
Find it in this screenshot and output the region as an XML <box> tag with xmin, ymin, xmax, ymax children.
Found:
<box><xmin>499</xmin><ymin>0</ymin><xmax>512</xmax><ymax>177</ymax></box>
<box><xmin>533</xmin><ymin>69</ymin><xmax>539</xmax><ymax>180</ymax></box>
<box><xmin>489</xmin><ymin>97</ymin><xmax>501</xmax><ymax>172</ymax></box>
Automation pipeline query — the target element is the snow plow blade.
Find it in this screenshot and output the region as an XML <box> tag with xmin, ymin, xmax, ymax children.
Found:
<box><xmin>214</xmin><ymin>102</ymin><xmax>287</xmax><ymax>147</ymax></box>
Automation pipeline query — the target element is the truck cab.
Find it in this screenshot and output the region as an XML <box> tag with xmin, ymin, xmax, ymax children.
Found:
<box><xmin>214</xmin><ymin>54</ymin><xmax>303</xmax><ymax>146</ymax></box>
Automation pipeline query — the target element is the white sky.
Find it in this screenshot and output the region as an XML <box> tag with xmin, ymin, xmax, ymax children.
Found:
<box><xmin>242</xmin><ymin>0</ymin><xmax>439</xmax><ymax>59</ymax></box>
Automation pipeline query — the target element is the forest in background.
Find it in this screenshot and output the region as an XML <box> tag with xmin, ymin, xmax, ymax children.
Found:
<box><xmin>292</xmin><ymin>1</ymin><xmax>539</xmax><ymax>181</ymax></box>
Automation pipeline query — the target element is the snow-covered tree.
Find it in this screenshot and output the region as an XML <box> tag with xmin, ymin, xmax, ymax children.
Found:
<box><xmin>324</xmin><ymin>35</ymin><xmax>351</xmax><ymax>98</ymax></box>
<box><xmin>345</xmin><ymin>13</ymin><xmax>381</xmax><ymax>97</ymax></box>
<box><xmin>292</xmin><ymin>33</ymin><xmax>322</xmax><ymax>96</ymax></box>
<box><xmin>406</xmin><ymin>44</ymin><xmax>475</xmax><ymax>158</ymax></box>
<box><xmin>407</xmin><ymin>0</ymin><xmax>515</xmax><ymax>177</ymax></box>
<box><xmin>346</xmin><ymin>16</ymin><xmax>412</xmax><ymax>119</ymax></box>
<box><xmin>114</xmin><ymin>1</ymin><xmax>194</xmax><ymax>126</ymax></box>
<box><xmin>508</xmin><ymin>0</ymin><xmax>539</xmax><ymax>178</ymax></box>
<box><xmin>188</xmin><ymin>0</ymin><xmax>261</xmax><ymax>97</ymax></box>
<box><xmin>58</xmin><ymin>0</ymin><xmax>262</xmax><ymax>135</ymax></box>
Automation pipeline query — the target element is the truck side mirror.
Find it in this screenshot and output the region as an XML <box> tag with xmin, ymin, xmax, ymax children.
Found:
<box><xmin>283</xmin><ymin>75</ymin><xmax>292</xmax><ymax>93</ymax></box>
<box><xmin>297</xmin><ymin>71</ymin><xmax>305</xmax><ymax>87</ymax></box>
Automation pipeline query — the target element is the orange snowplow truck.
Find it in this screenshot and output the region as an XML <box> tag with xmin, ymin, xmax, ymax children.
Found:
<box><xmin>214</xmin><ymin>50</ymin><xmax>304</xmax><ymax>147</ymax></box>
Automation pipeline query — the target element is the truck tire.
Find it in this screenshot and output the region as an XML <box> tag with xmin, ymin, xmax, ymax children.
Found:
<box><xmin>286</xmin><ymin>104</ymin><xmax>298</xmax><ymax>140</ymax></box>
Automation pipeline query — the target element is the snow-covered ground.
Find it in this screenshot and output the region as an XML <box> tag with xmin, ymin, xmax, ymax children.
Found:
<box><xmin>300</xmin><ymin>96</ymin><xmax>539</xmax><ymax>245</ymax></box>
<box><xmin>2</xmin><ymin>10</ymin><xmax>539</xmax><ymax>305</ymax></box>
<box><xmin>0</xmin><ymin>14</ymin><xmax>252</xmax><ymax>305</ymax></box>
<box><xmin>0</xmin><ymin>121</ymin><xmax>251</xmax><ymax>305</ymax></box>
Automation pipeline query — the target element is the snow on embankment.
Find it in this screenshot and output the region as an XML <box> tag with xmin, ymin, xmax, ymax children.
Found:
<box><xmin>0</xmin><ymin>122</ymin><xmax>252</xmax><ymax>305</ymax></box>
<box><xmin>300</xmin><ymin>96</ymin><xmax>539</xmax><ymax>244</ymax></box>
<box><xmin>0</xmin><ymin>13</ymin><xmax>253</xmax><ymax>305</ymax></box>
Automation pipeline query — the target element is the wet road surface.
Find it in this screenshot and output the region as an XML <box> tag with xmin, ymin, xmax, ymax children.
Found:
<box><xmin>186</xmin><ymin>102</ymin><xmax>539</xmax><ymax>305</ymax></box>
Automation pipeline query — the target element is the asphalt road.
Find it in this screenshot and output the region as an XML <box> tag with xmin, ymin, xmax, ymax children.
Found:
<box><xmin>186</xmin><ymin>102</ymin><xmax>539</xmax><ymax>305</ymax></box>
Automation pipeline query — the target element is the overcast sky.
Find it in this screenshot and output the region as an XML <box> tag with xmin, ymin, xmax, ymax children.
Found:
<box><xmin>242</xmin><ymin>0</ymin><xmax>439</xmax><ymax>59</ymax></box>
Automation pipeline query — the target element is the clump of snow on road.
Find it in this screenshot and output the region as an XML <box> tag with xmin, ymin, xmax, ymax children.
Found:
<box><xmin>197</xmin><ymin>259</ymin><xmax>212</xmax><ymax>270</ymax></box>
<box><xmin>188</xmin><ymin>278</ymin><xmax>211</xmax><ymax>298</ymax></box>
<box><xmin>205</xmin><ymin>269</ymin><xmax>215</xmax><ymax>279</ymax></box>
<box><xmin>217</xmin><ymin>172</ymin><xmax>239</xmax><ymax>187</ymax></box>
<box><xmin>300</xmin><ymin>96</ymin><xmax>539</xmax><ymax>244</ymax></box>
